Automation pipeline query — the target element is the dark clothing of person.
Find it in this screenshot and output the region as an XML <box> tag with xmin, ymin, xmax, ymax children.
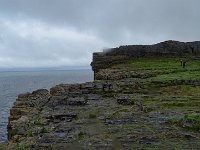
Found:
<box><xmin>183</xmin><ymin>61</ymin><xmax>186</xmax><ymax>68</ymax></box>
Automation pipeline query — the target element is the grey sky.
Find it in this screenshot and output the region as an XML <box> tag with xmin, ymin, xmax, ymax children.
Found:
<box><xmin>0</xmin><ymin>0</ymin><xmax>199</xmax><ymax>68</ymax></box>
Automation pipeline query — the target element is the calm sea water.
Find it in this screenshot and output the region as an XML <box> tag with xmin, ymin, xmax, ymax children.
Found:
<box><xmin>0</xmin><ymin>70</ymin><xmax>93</xmax><ymax>142</ymax></box>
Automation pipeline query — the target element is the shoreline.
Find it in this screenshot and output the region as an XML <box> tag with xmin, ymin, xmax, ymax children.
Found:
<box><xmin>0</xmin><ymin>70</ymin><xmax>93</xmax><ymax>145</ymax></box>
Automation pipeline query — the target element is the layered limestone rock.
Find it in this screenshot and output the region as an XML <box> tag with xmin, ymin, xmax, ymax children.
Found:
<box><xmin>7</xmin><ymin>75</ymin><xmax>200</xmax><ymax>149</ymax></box>
<box><xmin>8</xmin><ymin>89</ymin><xmax>50</xmax><ymax>142</ymax></box>
<box><xmin>6</xmin><ymin>41</ymin><xmax>200</xmax><ymax>149</ymax></box>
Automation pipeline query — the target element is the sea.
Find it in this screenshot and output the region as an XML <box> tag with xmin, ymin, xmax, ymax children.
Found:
<box><xmin>0</xmin><ymin>69</ymin><xmax>93</xmax><ymax>143</ymax></box>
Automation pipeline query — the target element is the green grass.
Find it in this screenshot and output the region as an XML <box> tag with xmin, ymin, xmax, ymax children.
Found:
<box><xmin>183</xmin><ymin>114</ymin><xmax>200</xmax><ymax>131</ymax></box>
<box><xmin>170</xmin><ymin>114</ymin><xmax>200</xmax><ymax>132</ymax></box>
<box><xmin>17</xmin><ymin>143</ymin><xmax>29</xmax><ymax>150</ymax></box>
<box><xmin>78</xmin><ymin>130</ymin><xmax>84</xmax><ymax>140</ymax></box>
<box><xmin>114</xmin><ymin>57</ymin><xmax>199</xmax><ymax>70</ymax></box>
<box><xmin>114</xmin><ymin>57</ymin><xmax>178</xmax><ymax>68</ymax></box>
<box><xmin>26</xmin><ymin>129</ymin><xmax>33</xmax><ymax>137</ymax></box>
<box><xmin>112</xmin><ymin>57</ymin><xmax>200</xmax><ymax>80</ymax></box>
<box><xmin>151</xmin><ymin>70</ymin><xmax>200</xmax><ymax>81</ymax></box>
<box><xmin>158</xmin><ymin>85</ymin><xmax>200</xmax><ymax>96</ymax></box>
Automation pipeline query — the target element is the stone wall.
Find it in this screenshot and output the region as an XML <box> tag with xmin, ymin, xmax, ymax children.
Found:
<box><xmin>91</xmin><ymin>40</ymin><xmax>200</xmax><ymax>80</ymax></box>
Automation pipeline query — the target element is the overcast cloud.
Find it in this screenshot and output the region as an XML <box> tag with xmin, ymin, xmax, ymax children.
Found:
<box><xmin>0</xmin><ymin>0</ymin><xmax>199</xmax><ymax>68</ymax></box>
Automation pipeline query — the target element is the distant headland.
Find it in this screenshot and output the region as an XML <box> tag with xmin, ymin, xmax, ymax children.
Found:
<box><xmin>91</xmin><ymin>40</ymin><xmax>200</xmax><ymax>79</ymax></box>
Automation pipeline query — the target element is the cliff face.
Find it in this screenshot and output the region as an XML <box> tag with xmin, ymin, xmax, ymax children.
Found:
<box><xmin>6</xmin><ymin>41</ymin><xmax>200</xmax><ymax>149</ymax></box>
<box><xmin>91</xmin><ymin>40</ymin><xmax>200</xmax><ymax>79</ymax></box>
<box><xmin>7</xmin><ymin>56</ymin><xmax>200</xmax><ymax>150</ymax></box>
<box><xmin>7</xmin><ymin>89</ymin><xmax>50</xmax><ymax>142</ymax></box>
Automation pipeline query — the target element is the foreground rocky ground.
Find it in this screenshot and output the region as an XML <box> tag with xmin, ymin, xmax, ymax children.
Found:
<box><xmin>2</xmin><ymin>56</ymin><xmax>200</xmax><ymax>149</ymax></box>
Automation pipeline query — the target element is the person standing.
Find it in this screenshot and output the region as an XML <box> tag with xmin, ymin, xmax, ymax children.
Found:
<box><xmin>183</xmin><ymin>60</ymin><xmax>186</xmax><ymax>68</ymax></box>
<box><xmin>180</xmin><ymin>59</ymin><xmax>183</xmax><ymax>66</ymax></box>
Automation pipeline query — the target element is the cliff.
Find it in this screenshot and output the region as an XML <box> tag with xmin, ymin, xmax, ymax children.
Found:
<box><xmin>5</xmin><ymin>41</ymin><xmax>200</xmax><ymax>149</ymax></box>
<box><xmin>91</xmin><ymin>40</ymin><xmax>200</xmax><ymax>79</ymax></box>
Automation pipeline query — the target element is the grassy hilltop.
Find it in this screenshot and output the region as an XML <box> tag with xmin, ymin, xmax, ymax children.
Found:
<box><xmin>5</xmin><ymin>56</ymin><xmax>200</xmax><ymax>150</ymax></box>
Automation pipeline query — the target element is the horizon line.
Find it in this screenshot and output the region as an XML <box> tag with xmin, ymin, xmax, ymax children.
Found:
<box><xmin>0</xmin><ymin>66</ymin><xmax>92</xmax><ymax>72</ymax></box>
